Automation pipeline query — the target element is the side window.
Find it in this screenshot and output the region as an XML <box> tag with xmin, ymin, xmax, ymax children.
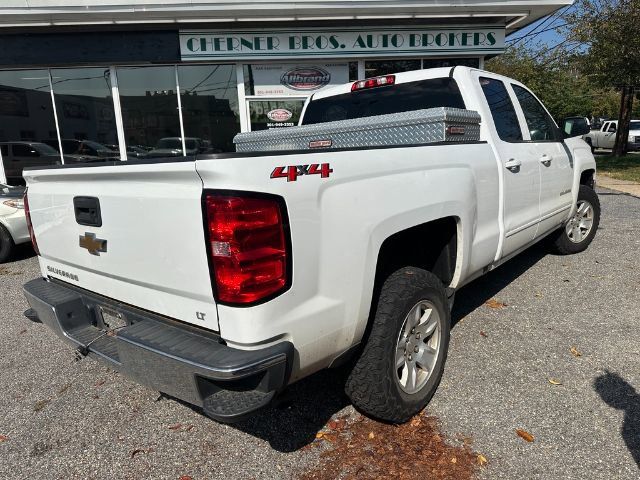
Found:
<box><xmin>479</xmin><ymin>77</ymin><xmax>523</xmax><ymax>142</ymax></box>
<box><xmin>512</xmin><ymin>85</ymin><xmax>561</xmax><ymax>141</ymax></box>
<box><xmin>12</xmin><ymin>144</ymin><xmax>39</xmax><ymax>157</ymax></box>
<box><xmin>0</xmin><ymin>145</ymin><xmax>7</xmax><ymax>156</ymax></box>
<box><xmin>608</xmin><ymin>123</ymin><xmax>617</xmax><ymax>133</ymax></box>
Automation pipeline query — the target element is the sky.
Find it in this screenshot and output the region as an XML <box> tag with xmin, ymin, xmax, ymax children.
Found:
<box><xmin>505</xmin><ymin>3</ymin><xmax>574</xmax><ymax>51</ymax></box>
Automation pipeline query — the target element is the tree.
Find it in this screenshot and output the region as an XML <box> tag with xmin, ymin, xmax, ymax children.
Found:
<box><xmin>565</xmin><ymin>0</ymin><xmax>640</xmax><ymax>156</ymax></box>
<box><xmin>486</xmin><ymin>45</ymin><xmax>608</xmax><ymax>122</ymax></box>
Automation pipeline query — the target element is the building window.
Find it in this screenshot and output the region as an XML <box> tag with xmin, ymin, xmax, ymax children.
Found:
<box><xmin>177</xmin><ymin>65</ymin><xmax>240</xmax><ymax>153</ymax></box>
<box><xmin>0</xmin><ymin>69</ymin><xmax>56</xmax><ymax>145</ymax></box>
<box><xmin>364</xmin><ymin>59</ymin><xmax>421</xmax><ymax>77</ymax></box>
<box><xmin>116</xmin><ymin>66</ymin><xmax>183</xmax><ymax>157</ymax></box>
<box><xmin>50</xmin><ymin>67</ymin><xmax>120</xmax><ymax>159</ymax></box>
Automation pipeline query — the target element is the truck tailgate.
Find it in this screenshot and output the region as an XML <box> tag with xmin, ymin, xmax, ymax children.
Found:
<box><xmin>23</xmin><ymin>161</ymin><xmax>219</xmax><ymax>331</ymax></box>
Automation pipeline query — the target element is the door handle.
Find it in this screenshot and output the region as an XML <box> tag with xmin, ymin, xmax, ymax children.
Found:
<box><xmin>505</xmin><ymin>158</ymin><xmax>522</xmax><ymax>171</ymax></box>
<box><xmin>540</xmin><ymin>154</ymin><xmax>553</xmax><ymax>166</ymax></box>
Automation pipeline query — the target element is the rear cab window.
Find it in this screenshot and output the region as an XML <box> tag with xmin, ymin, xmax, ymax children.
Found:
<box><xmin>301</xmin><ymin>77</ymin><xmax>466</xmax><ymax>125</ymax></box>
<box><xmin>479</xmin><ymin>77</ymin><xmax>523</xmax><ymax>142</ymax></box>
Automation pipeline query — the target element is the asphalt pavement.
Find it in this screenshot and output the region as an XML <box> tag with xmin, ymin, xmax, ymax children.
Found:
<box><xmin>0</xmin><ymin>187</ymin><xmax>638</xmax><ymax>479</ymax></box>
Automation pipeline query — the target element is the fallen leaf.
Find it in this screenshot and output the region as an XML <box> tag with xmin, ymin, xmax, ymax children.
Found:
<box><xmin>315</xmin><ymin>432</ymin><xmax>325</xmax><ymax>439</ymax></box>
<box><xmin>485</xmin><ymin>299</ymin><xmax>507</xmax><ymax>309</ymax></box>
<box><xmin>570</xmin><ymin>346</ymin><xmax>582</xmax><ymax>357</ymax></box>
<box><xmin>327</xmin><ymin>419</ymin><xmax>346</xmax><ymax>431</ymax></box>
<box><xmin>168</xmin><ymin>423</ymin><xmax>182</xmax><ymax>430</ymax></box>
<box><xmin>410</xmin><ymin>417</ymin><xmax>422</xmax><ymax>427</ymax></box>
<box><xmin>179</xmin><ymin>476</ymin><xmax>193</xmax><ymax>480</ymax></box>
<box><xmin>94</xmin><ymin>380</ymin><xmax>106</xmax><ymax>387</ymax></box>
<box><xmin>479</xmin><ymin>330</ymin><xmax>488</xmax><ymax>338</ymax></box>
<box><xmin>0</xmin><ymin>435</ymin><xmax>8</xmax><ymax>443</ymax></box>
<box><xmin>534</xmin><ymin>293</ymin><xmax>543</xmax><ymax>298</ymax></box>
<box><xmin>19</xmin><ymin>329</ymin><xmax>27</xmax><ymax>334</ymax></box>
<box><xmin>368</xmin><ymin>432</ymin><xmax>375</xmax><ymax>439</ymax></box>
<box><xmin>477</xmin><ymin>454</ymin><xmax>488</xmax><ymax>466</ymax></box>
<box><xmin>184</xmin><ymin>425</ymin><xmax>194</xmax><ymax>432</ymax></box>
<box><xmin>516</xmin><ymin>429</ymin><xmax>534</xmax><ymax>443</ymax></box>
<box><xmin>548</xmin><ymin>378</ymin><xmax>562</xmax><ymax>385</ymax></box>
<box><xmin>130</xmin><ymin>448</ymin><xmax>146</xmax><ymax>458</ymax></box>
<box><xmin>451</xmin><ymin>457</ymin><xmax>457</xmax><ymax>464</ymax></box>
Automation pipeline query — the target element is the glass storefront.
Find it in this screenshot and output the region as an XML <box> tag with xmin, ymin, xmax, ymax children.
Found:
<box><xmin>0</xmin><ymin>55</ymin><xmax>483</xmax><ymax>184</ymax></box>
<box><xmin>0</xmin><ymin>70</ymin><xmax>57</xmax><ymax>143</ymax></box>
<box><xmin>50</xmin><ymin>67</ymin><xmax>119</xmax><ymax>160</ymax></box>
<box><xmin>178</xmin><ymin>65</ymin><xmax>240</xmax><ymax>153</ymax></box>
<box><xmin>117</xmin><ymin>66</ymin><xmax>183</xmax><ymax>157</ymax></box>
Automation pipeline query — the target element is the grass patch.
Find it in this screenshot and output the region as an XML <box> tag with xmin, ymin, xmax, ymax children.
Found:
<box><xmin>596</xmin><ymin>153</ymin><xmax>640</xmax><ymax>183</ymax></box>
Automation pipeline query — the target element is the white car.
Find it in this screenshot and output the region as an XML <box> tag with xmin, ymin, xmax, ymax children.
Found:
<box><xmin>0</xmin><ymin>184</ymin><xmax>30</xmax><ymax>263</ymax></box>
<box><xmin>22</xmin><ymin>67</ymin><xmax>598</xmax><ymax>423</ymax></box>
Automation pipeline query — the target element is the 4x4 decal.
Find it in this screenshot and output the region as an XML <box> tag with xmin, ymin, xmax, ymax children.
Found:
<box><xmin>271</xmin><ymin>163</ymin><xmax>333</xmax><ymax>182</ymax></box>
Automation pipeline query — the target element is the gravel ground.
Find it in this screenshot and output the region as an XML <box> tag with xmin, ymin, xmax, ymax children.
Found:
<box><xmin>0</xmin><ymin>187</ymin><xmax>638</xmax><ymax>479</ymax></box>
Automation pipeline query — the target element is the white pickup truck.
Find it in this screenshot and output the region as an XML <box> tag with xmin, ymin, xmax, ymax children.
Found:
<box><xmin>22</xmin><ymin>67</ymin><xmax>599</xmax><ymax>423</ymax></box>
<box><xmin>583</xmin><ymin>119</ymin><xmax>640</xmax><ymax>152</ymax></box>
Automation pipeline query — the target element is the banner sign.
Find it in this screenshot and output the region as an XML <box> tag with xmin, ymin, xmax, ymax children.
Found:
<box><xmin>180</xmin><ymin>27</ymin><xmax>505</xmax><ymax>60</ymax></box>
<box><xmin>250</xmin><ymin>63</ymin><xmax>349</xmax><ymax>96</ymax></box>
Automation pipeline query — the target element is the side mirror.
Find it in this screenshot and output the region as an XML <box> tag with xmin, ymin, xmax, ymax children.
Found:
<box><xmin>563</xmin><ymin>118</ymin><xmax>590</xmax><ymax>138</ymax></box>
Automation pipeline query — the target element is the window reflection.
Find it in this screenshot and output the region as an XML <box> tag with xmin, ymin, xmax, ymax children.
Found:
<box><xmin>117</xmin><ymin>66</ymin><xmax>183</xmax><ymax>157</ymax></box>
<box><xmin>50</xmin><ymin>68</ymin><xmax>120</xmax><ymax>161</ymax></box>
<box><xmin>178</xmin><ymin>65</ymin><xmax>240</xmax><ymax>153</ymax></box>
<box><xmin>0</xmin><ymin>69</ymin><xmax>59</xmax><ymax>185</ymax></box>
<box><xmin>364</xmin><ymin>60</ymin><xmax>421</xmax><ymax>77</ymax></box>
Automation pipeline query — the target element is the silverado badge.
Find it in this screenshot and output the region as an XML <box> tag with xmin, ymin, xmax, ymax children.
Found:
<box><xmin>79</xmin><ymin>232</ymin><xmax>107</xmax><ymax>256</ymax></box>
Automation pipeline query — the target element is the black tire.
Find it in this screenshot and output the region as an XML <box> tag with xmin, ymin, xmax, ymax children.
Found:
<box><xmin>551</xmin><ymin>185</ymin><xmax>600</xmax><ymax>255</ymax></box>
<box><xmin>345</xmin><ymin>267</ymin><xmax>450</xmax><ymax>423</ymax></box>
<box><xmin>0</xmin><ymin>224</ymin><xmax>16</xmax><ymax>263</ymax></box>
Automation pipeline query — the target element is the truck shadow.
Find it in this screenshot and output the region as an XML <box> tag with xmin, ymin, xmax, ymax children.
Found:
<box><xmin>227</xmin><ymin>245</ymin><xmax>552</xmax><ymax>451</ymax></box>
<box><xmin>451</xmin><ymin>243</ymin><xmax>549</xmax><ymax>326</ymax></box>
<box><xmin>593</xmin><ymin>371</ymin><xmax>640</xmax><ymax>468</ymax></box>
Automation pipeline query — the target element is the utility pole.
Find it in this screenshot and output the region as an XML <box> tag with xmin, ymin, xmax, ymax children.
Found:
<box><xmin>613</xmin><ymin>84</ymin><xmax>635</xmax><ymax>157</ymax></box>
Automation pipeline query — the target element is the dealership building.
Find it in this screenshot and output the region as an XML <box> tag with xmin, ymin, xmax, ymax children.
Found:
<box><xmin>0</xmin><ymin>0</ymin><xmax>571</xmax><ymax>182</ymax></box>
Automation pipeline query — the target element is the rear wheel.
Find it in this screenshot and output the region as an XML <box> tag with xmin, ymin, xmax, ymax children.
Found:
<box><xmin>551</xmin><ymin>185</ymin><xmax>600</xmax><ymax>255</ymax></box>
<box><xmin>0</xmin><ymin>224</ymin><xmax>16</xmax><ymax>263</ymax></box>
<box><xmin>345</xmin><ymin>267</ymin><xmax>450</xmax><ymax>423</ymax></box>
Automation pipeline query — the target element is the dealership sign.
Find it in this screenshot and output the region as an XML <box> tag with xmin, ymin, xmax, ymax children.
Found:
<box><xmin>180</xmin><ymin>27</ymin><xmax>505</xmax><ymax>60</ymax></box>
<box><xmin>250</xmin><ymin>63</ymin><xmax>348</xmax><ymax>96</ymax></box>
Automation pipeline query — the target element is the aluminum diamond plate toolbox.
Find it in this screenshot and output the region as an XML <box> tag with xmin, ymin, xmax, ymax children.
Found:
<box><xmin>234</xmin><ymin>107</ymin><xmax>481</xmax><ymax>152</ymax></box>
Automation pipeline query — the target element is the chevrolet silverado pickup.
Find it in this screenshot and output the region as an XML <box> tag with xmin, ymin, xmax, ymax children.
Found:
<box><xmin>21</xmin><ymin>67</ymin><xmax>599</xmax><ymax>423</ymax></box>
<box><xmin>583</xmin><ymin>119</ymin><xmax>640</xmax><ymax>152</ymax></box>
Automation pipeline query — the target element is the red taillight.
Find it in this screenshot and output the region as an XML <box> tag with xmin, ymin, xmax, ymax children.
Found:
<box><xmin>351</xmin><ymin>75</ymin><xmax>395</xmax><ymax>92</ymax></box>
<box><xmin>23</xmin><ymin>191</ymin><xmax>39</xmax><ymax>255</ymax></box>
<box><xmin>204</xmin><ymin>193</ymin><xmax>289</xmax><ymax>305</ymax></box>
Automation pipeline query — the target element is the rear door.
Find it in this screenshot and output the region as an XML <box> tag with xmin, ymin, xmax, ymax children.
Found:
<box><xmin>23</xmin><ymin>161</ymin><xmax>219</xmax><ymax>331</ymax></box>
<box><xmin>510</xmin><ymin>84</ymin><xmax>574</xmax><ymax>237</ymax></box>
<box><xmin>476</xmin><ymin>75</ymin><xmax>540</xmax><ymax>258</ymax></box>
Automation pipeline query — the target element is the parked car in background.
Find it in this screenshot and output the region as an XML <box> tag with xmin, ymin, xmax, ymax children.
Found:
<box><xmin>0</xmin><ymin>142</ymin><xmax>61</xmax><ymax>186</ymax></box>
<box><xmin>41</xmin><ymin>139</ymin><xmax>119</xmax><ymax>162</ymax></box>
<box><xmin>104</xmin><ymin>144</ymin><xmax>148</xmax><ymax>159</ymax></box>
<box><xmin>583</xmin><ymin>120</ymin><xmax>640</xmax><ymax>152</ymax></box>
<box><xmin>146</xmin><ymin>137</ymin><xmax>205</xmax><ymax>158</ymax></box>
<box><xmin>0</xmin><ymin>183</ymin><xmax>29</xmax><ymax>263</ymax></box>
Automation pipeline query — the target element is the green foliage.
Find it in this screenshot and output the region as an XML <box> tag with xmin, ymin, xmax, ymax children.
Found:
<box><xmin>596</xmin><ymin>153</ymin><xmax>640</xmax><ymax>183</ymax></box>
<box><xmin>566</xmin><ymin>0</ymin><xmax>640</xmax><ymax>88</ymax></box>
<box><xmin>486</xmin><ymin>46</ymin><xmax>613</xmax><ymax>121</ymax></box>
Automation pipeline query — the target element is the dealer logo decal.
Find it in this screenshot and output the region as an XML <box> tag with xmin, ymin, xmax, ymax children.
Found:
<box><xmin>280</xmin><ymin>67</ymin><xmax>331</xmax><ymax>91</ymax></box>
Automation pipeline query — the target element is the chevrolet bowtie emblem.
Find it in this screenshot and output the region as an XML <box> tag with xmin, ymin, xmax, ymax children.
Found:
<box><xmin>79</xmin><ymin>232</ymin><xmax>107</xmax><ymax>256</ymax></box>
